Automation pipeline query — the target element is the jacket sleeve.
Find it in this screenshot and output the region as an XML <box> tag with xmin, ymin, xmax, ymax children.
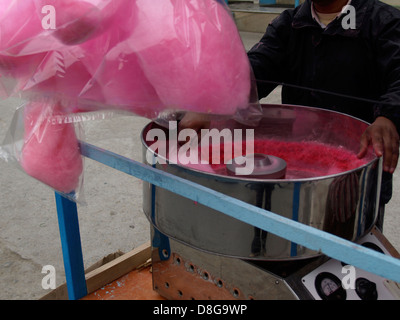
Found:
<box><xmin>247</xmin><ymin>11</ymin><xmax>292</xmax><ymax>99</ymax></box>
<box><xmin>373</xmin><ymin>7</ymin><xmax>400</xmax><ymax>133</ymax></box>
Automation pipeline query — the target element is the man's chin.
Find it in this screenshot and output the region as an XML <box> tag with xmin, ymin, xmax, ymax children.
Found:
<box><xmin>312</xmin><ymin>0</ymin><xmax>337</xmax><ymax>6</ymax></box>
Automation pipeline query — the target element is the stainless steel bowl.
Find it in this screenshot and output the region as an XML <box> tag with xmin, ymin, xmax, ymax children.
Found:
<box><xmin>141</xmin><ymin>104</ymin><xmax>382</xmax><ymax>260</ymax></box>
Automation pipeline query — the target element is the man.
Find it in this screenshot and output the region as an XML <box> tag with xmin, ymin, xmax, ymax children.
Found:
<box><xmin>181</xmin><ymin>0</ymin><xmax>400</xmax><ymax>229</ymax></box>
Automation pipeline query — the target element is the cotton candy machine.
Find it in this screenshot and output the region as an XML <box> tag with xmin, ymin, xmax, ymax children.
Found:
<box><xmin>141</xmin><ymin>104</ymin><xmax>400</xmax><ymax>300</ymax></box>
<box><xmin>142</xmin><ymin>104</ymin><xmax>381</xmax><ymax>259</ymax></box>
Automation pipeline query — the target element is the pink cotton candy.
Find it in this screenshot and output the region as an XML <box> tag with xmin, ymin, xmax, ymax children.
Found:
<box><xmin>19</xmin><ymin>1</ymin><xmax>136</xmax><ymax>113</ymax></box>
<box><xmin>20</xmin><ymin>29</ymin><xmax>124</xmax><ymax>113</ymax></box>
<box><xmin>131</xmin><ymin>0</ymin><xmax>251</xmax><ymax>115</ymax></box>
<box><xmin>195</xmin><ymin>139</ymin><xmax>370</xmax><ymax>179</ymax></box>
<box><xmin>76</xmin><ymin>0</ymin><xmax>165</xmax><ymax>118</ymax></box>
<box><xmin>2</xmin><ymin>0</ymin><xmax>256</xmax><ymax>194</ymax></box>
<box><xmin>2</xmin><ymin>0</ymin><xmax>252</xmax><ymax>117</ymax></box>
<box><xmin>251</xmin><ymin>139</ymin><xmax>369</xmax><ymax>178</ymax></box>
<box><xmin>79</xmin><ymin>40</ymin><xmax>165</xmax><ymax>118</ymax></box>
<box><xmin>0</xmin><ymin>1</ymin><xmax>48</xmax><ymax>90</ymax></box>
<box><xmin>22</xmin><ymin>48</ymin><xmax>92</xmax><ymax>99</ymax></box>
<box><xmin>40</xmin><ymin>0</ymin><xmax>129</xmax><ymax>46</ymax></box>
<box><xmin>0</xmin><ymin>1</ymin><xmax>43</xmax><ymax>52</ymax></box>
<box><xmin>20</xmin><ymin>102</ymin><xmax>83</xmax><ymax>194</ymax></box>
<box><xmin>20</xmin><ymin>44</ymin><xmax>107</xmax><ymax>114</ymax></box>
<box><xmin>40</xmin><ymin>0</ymin><xmax>101</xmax><ymax>45</ymax></box>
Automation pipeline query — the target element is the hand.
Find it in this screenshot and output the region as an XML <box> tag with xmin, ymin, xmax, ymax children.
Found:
<box><xmin>178</xmin><ymin>112</ymin><xmax>211</xmax><ymax>133</ymax></box>
<box><xmin>178</xmin><ymin>112</ymin><xmax>211</xmax><ymax>145</ymax></box>
<box><xmin>357</xmin><ymin>116</ymin><xmax>399</xmax><ymax>173</ymax></box>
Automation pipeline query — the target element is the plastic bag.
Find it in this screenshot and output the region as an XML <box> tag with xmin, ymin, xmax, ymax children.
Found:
<box><xmin>0</xmin><ymin>0</ymin><xmax>258</xmax><ymax>115</ymax></box>
<box><xmin>0</xmin><ymin>0</ymin><xmax>261</xmax><ymax>198</ymax></box>
<box><xmin>1</xmin><ymin>101</ymin><xmax>85</xmax><ymax>203</ymax></box>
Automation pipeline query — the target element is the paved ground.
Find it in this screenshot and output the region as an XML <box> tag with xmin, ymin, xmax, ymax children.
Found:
<box><xmin>0</xmin><ymin>32</ymin><xmax>399</xmax><ymax>300</ymax></box>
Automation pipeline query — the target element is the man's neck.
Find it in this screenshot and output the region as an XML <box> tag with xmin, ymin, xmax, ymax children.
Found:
<box><xmin>313</xmin><ymin>0</ymin><xmax>349</xmax><ymax>13</ymax></box>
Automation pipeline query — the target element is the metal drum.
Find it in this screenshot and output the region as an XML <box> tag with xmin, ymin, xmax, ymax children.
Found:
<box><xmin>141</xmin><ymin>104</ymin><xmax>382</xmax><ymax>260</ymax></box>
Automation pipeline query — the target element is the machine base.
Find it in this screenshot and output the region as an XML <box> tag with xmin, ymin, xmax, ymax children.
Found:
<box><xmin>151</xmin><ymin>228</ymin><xmax>400</xmax><ymax>300</ymax></box>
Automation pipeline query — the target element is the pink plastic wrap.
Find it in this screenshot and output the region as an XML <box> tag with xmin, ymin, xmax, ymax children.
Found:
<box><xmin>21</xmin><ymin>102</ymin><xmax>84</xmax><ymax>194</ymax></box>
<box><xmin>126</xmin><ymin>0</ymin><xmax>252</xmax><ymax>115</ymax></box>
<box><xmin>1</xmin><ymin>101</ymin><xmax>85</xmax><ymax>202</ymax></box>
<box><xmin>0</xmin><ymin>0</ymin><xmax>259</xmax><ymax>198</ymax></box>
<box><xmin>0</xmin><ymin>1</ymin><xmax>48</xmax><ymax>97</ymax></box>
<box><xmin>1</xmin><ymin>0</ymin><xmax>255</xmax><ymax>115</ymax></box>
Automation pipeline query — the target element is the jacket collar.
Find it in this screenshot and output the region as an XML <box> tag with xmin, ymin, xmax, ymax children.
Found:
<box><xmin>292</xmin><ymin>0</ymin><xmax>372</xmax><ymax>36</ymax></box>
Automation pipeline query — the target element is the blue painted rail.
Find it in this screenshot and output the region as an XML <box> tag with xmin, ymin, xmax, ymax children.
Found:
<box><xmin>55</xmin><ymin>141</ymin><xmax>400</xmax><ymax>300</ymax></box>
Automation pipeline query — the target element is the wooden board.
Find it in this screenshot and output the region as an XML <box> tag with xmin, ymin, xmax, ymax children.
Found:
<box><xmin>82</xmin><ymin>266</ymin><xmax>165</xmax><ymax>300</ymax></box>
<box><xmin>41</xmin><ymin>242</ymin><xmax>155</xmax><ymax>300</ymax></box>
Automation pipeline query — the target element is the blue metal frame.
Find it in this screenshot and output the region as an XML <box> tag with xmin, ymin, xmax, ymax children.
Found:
<box><xmin>55</xmin><ymin>141</ymin><xmax>400</xmax><ymax>300</ymax></box>
<box><xmin>55</xmin><ymin>192</ymin><xmax>87</xmax><ymax>300</ymax></box>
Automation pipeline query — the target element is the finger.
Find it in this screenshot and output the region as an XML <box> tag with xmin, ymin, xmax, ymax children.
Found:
<box><xmin>178</xmin><ymin>114</ymin><xmax>210</xmax><ymax>132</ymax></box>
<box><xmin>177</xmin><ymin>123</ymin><xmax>200</xmax><ymax>145</ymax></box>
<box><xmin>371</xmin><ymin>133</ymin><xmax>384</xmax><ymax>159</ymax></box>
<box><xmin>178</xmin><ymin>114</ymin><xmax>210</xmax><ymax>146</ymax></box>
<box><xmin>389</xmin><ymin>139</ymin><xmax>399</xmax><ymax>173</ymax></box>
<box><xmin>389</xmin><ymin>152</ymin><xmax>399</xmax><ymax>173</ymax></box>
<box><xmin>390</xmin><ymin>129</ymin><xmax>400</xmax><ymax>173</ymax></box>
<box><xmin>370</xmin><ymin>132</ymin><xmax>400</xmax><ymax>173</ymax></box>
<box><xmin>178</xmin><ymin>117</ymin><xmax>195</xmax><ymax>131</ymax></box>
<box><xmin>379</xmin><ymin>129</ymin><xmax>400</xmax><ymax>173</ymax></box>
<box><xmin>357</xmin><ymin>132</ymin><xmax>371</xmax><ymax>159</ymax></box>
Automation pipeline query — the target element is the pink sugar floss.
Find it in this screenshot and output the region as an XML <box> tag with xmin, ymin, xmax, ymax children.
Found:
<box><xmin>0</xmin><ymin>0</ymin><xmax>253</xmax><ymax>195</ymax></box>
<box><xmin>190</xmin><ymin>139</ymin><xmax>370</xmax><ymax>179</ymax></box>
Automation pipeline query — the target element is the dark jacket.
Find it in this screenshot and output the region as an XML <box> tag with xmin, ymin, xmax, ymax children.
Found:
<box><xmin>247</xmin><ymin>0</ymin><xmax>400</xmax><ymax>204</ymax></box>
<box><xmin>248</xmin><ymin>0</ymin><xmax>400</xmax><ymax>130</ymax></box>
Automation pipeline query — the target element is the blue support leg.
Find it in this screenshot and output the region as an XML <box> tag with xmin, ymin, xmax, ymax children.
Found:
<box><xmin>55</xmin><ymin>192</ymin><xmax>87</xmax><ymax>300</ymax></box>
